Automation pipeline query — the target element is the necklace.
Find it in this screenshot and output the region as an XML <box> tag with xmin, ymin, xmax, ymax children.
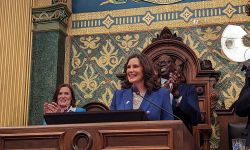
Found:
<box><xmin>133</xmin><ymin>91</ymin><xmax>146</xmax><ymax>109</ymax></box>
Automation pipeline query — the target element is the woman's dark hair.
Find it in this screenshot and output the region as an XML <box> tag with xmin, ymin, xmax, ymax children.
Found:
<box><xmin>122</xmin><ymin>53</ymin><xmax>160</xmax><ymax>92</ymax></box>
<box><xmin>52</xmin><ymin>83</ymin><xmax>76</xmax><ymax>107</ymax></box>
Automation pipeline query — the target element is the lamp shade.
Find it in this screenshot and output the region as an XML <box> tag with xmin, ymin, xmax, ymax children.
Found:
<box><xmin>221</xmin><ymin>25</ymin><xmax>250</xmax><ymax>62</ymax></box>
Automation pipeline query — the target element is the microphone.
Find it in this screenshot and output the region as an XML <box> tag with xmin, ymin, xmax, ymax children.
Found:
<box><xmin>132</xmin><ymin>85</ymin><xmax>181</xmax><ymax>120</ymax></box>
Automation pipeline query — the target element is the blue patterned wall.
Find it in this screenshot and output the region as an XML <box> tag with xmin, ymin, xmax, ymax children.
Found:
<box><xmin>72</xmin><ymin>0</ymin><xmax>208</xmax><ymax>13</ymax></box>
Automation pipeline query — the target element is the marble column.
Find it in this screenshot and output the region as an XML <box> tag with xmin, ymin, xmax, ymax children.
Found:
<box><xmin>29</xmin><ymin>2</ymin><xmax>71</xmax><ymax>125</ymax></box>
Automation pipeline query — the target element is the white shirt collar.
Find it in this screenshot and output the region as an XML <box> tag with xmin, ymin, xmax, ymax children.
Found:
<box><xmin>66</xmin><ymin>106</ymin><xmax>76</xmax><ymax>112</ymax></box>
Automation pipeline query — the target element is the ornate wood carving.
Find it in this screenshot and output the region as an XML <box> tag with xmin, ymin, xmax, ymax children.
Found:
<box><xmin>72</xmin><ymin>131</ymin><xmax>93</xmax><ymax>150</ymax></box>
<box><xmin>152</xmin><ymin>27</ymin><xmax>182</xmax><ymax>42</ymax></box>
<box><xmin>246</xmin><ymin>0</ymin><xmax>250</xmax><ymax>16</ymax></box>
<box><xmin>52</xmin><ymin>0</ymin><xmax>67</xmax><ymax>4</ymax></box>
<box><xmin>200</xmin><ymin>60</ymin><xmax>213</xmax><ymax>70</ymax></box>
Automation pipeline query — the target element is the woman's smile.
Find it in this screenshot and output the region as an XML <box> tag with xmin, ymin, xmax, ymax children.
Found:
<box><xmin>127</xmin><ymin>58</ymin><xmax>144</xmax><ymax>84</ymax></box>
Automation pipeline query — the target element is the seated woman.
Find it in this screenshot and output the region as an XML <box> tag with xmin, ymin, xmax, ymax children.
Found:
<box><xmin>44</xmin><ymin>83</ymin><xmax>85</xmax><ymax>114</ymax></box>
<box><xmin>110</xmin><ymin>53</ymin><xmax>174</xmax><ymax>120</ymax></box>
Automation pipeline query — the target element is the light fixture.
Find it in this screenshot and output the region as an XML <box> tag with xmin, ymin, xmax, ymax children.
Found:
<box><xmin>221</xmin><ymin>25</ymin><xmax>250</xmax><ymax>62</ymax></box>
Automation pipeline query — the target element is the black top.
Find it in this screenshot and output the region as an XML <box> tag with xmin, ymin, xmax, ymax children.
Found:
<box><xmin>44</xmin><ymin>109</ymin><xmax>148</xmax><ymax>125</ymax></box>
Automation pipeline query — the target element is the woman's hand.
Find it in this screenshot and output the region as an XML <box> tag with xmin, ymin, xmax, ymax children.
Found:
<box><xmin>43</xmin><ymin>102</ymin><xmax>61</xmax><ymax>114</ymax></box>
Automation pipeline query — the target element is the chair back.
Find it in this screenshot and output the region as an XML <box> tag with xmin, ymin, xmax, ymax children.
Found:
<box><xmin>83</xmin><ymin>102</ymin><xmax>109</xmax><ymax>112</ymax></box>
<box><xmin>228</xmin><ymin>122</ymin><xmax>247</xmax><ymax>150</ymax></box>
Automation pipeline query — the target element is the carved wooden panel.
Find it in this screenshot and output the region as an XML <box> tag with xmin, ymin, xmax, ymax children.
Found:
<box><xmin>0</xmin><ymin>120</ymin><xmax>193</xmax><ymax>150</ymax></box>
<box><xmin>0</xmin><ymin>132</ymin><xmax>65</xmax><ymax>149</ymax></box>
<box><xmin>100</xmin><ymin>129</ymin><xmax>173</xmax><ymax>149</ymax></box>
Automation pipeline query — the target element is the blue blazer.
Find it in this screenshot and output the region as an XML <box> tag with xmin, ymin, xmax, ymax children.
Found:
<box><xmin>110</xmin><ymin>87</ymin><xmax>174</xmax><ymax>120</ymax></box>
<box><xmin>73</xmin><ymin>107</ymin><xmax>86</xmax><ymax>112</ymax></box>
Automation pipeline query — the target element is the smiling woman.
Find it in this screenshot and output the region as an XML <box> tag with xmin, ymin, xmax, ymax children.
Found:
<box><xmin>43</xmin><ymin>84</ymin><xmax>86</xmax><ymax>114</ymax></box>
<box><xmin>110</xmin><ymin>53</ymin><xmax>174</xmax><ymax>121</ymax></box>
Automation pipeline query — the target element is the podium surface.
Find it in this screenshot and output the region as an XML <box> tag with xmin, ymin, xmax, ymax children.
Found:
<box><xmin>0</xmin><ymin>120</ymin><xmax>195</xmax><ymax>150</ymax></box>
<box><xmin>44</xmin><ymin>110</ymin><xmax>148</xmax><ymax>125</ymax></box>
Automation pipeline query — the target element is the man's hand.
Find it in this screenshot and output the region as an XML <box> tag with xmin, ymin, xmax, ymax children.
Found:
<box><xmin>162</xmin><ymin>71</ymin><xmax>181</xmax><ymax>97</ymax></box>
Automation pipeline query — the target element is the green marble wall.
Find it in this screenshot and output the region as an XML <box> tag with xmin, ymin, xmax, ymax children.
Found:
<box><xmin>29</xmin><ymin>31</ymin><xmax>66</xmax><ymax>125</ymax></box>
<box><xmin>29</xmin><ymin>2</ymin><xmax>70</xmax><ymax>125</ymax></box>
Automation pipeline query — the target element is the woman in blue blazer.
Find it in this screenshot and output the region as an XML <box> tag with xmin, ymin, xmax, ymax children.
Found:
<box><xmin>110</xmin><ymin>53</ymin><xmax>174</xmax><ymax>120</ymax></box>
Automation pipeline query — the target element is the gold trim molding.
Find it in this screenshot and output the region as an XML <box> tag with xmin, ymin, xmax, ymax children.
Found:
<box><xmin>70</xmin><ymin>0</ymin><xmax>248</xmax><ymax>35</ymax></box>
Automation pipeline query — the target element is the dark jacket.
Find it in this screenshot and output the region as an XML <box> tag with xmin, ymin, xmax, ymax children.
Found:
<box><xmin>235</xmin><ymin>85</ymin><xmax>250</xmax><ymax>146</ymax></box>
<box><xmin>173</xmin><ymin>83</ymin><xmax>202</xmax><ymax>131</ymax></box>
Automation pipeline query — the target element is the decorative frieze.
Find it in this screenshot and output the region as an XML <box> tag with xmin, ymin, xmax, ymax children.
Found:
<box><xmin>32</xmin><ymin>3</ymin><xmax>71</xmax><ymax>27</ymax></box>
<box><xmin>246</xmin><ymin>0</ymin><xmax>250</xmax><ymax>16</ymax></box>
<box><xmin>52</xmin><ymin>0</ymin><xmax>67</xmax><ymax>4</ymax></box>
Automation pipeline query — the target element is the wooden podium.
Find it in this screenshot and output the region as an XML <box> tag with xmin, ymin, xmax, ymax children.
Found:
<box><xmin>0</xmin><ymin>120</ymin><xmax>195</xmax><ymax>150</ymax></box>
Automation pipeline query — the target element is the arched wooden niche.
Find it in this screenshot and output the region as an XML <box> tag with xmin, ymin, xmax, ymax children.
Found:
<box><xmin>142</xmin><ymin>27</ymin><xmax>220</xmax><ymax>150</ymax></box>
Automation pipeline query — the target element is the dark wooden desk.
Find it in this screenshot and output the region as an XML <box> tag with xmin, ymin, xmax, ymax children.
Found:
<box><xmin>0</xmin><ymin>120</ymin><xmax>195</xmax><ymax>150</ymax></box>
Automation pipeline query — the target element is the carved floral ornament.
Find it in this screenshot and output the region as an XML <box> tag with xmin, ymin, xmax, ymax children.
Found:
<box><xmin>247</xmin><ymin>0</ymin><xmax>250</xmax><ymax>16</ymax></box>
<box><xmin>100</xmin><ymin>0</ymin><xmax>182</xmax><ymax>5</ymax></box>
<box><xmin>32</xmin><ymin>3</ymin><xmax>71</xmax><ymax>26</ymax></box>
<box><xmin>52</xmin><ymin>0</ymin><xmax>67</xmax><ymax>4</ymax></box>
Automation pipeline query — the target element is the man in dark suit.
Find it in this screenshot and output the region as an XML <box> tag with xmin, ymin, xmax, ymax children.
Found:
<box><xmin>235</xmin><ymin>65</ymin><xmax>250</xmax><ymax>147</ymax></box>
<box><xmin>157</xmin><ymin>55</ymin><xmax>201</xmax><ymax>131</ymax></box>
